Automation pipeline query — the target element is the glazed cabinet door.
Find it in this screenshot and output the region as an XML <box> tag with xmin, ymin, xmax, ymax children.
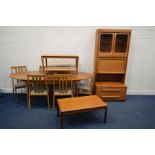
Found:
<box><xmin>98</xmin><ymin>33</ymin><xmax>115</xmax><ymax>56</ymax></box>
<box><xmin>97</xmin><ymin>32</ymin><xmax>130</xmax><ymax>57</ymax></box>
<box><xmin>114</xmin><ymin>33</ymin><xmax>130</xmax><ymax>55</ymax></box>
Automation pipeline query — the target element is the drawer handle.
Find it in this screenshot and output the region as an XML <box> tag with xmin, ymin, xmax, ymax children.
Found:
<box><xmin>101</xmin><ymin>89</ymin><xmax>120</xmax><ymax>92</ymax></box>
<box><xmin>102</xmin><ymin>95</ymin><xmax>120</xmax><ymax>98</ymax></box>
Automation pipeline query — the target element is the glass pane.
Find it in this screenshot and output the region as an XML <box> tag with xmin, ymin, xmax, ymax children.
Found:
<box><xmin>115</xmin><ymin>34</ymin><xmax>128</xmax><ymax>53</ymax></box>
<box><xmin>100</xmin><ymin>34</ymin><xmax>113</xmax><ymax>52</ymax></box>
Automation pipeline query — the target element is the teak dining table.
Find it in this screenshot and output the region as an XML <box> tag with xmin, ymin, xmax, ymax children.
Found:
<box><xmin>9</xmin><ymin>71</ymin><xmax>93</xmax><ymax>99</ymax></box>
<box><xmin>9</xmin><ymin>71</ymin><xmax>93</xmax><ymax>82</ymax></box>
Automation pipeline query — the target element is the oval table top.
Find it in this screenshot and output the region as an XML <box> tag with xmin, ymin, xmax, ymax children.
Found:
<box><xmin>9</xmin><ymin>71</ymin><xmax>93</xmax><ymax>81</ymax></box>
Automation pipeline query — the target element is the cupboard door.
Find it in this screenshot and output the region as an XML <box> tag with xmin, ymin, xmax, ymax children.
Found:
<box><xmin>97</xmin><ymin>32</ymin><xmax>130</xmax><ymax>56</ymax></box>
<box><xmin>98</xmin><ymin>33</ymin><xmax>114</xmax><ymax>56</ymax></box>
<box><xmin>114</xmin><ymin>33</ymin><xmax>129</xmax><ymax>53</ymax></box>
<box><xmin>96</xmin><ymin>58</ymin><xmax>127</xmax><ymax>73</ymax></box>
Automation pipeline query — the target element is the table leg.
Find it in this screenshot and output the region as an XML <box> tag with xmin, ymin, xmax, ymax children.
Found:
<box><xmin>61</xmin><ymin>114</ymin><xmax>64</xmax><ymax>129</ymax></box>
<box><xmin>73</xmin><ymin>81</ymin><xmax>78</xmax><ymax>97</ymax></box>
<box><xmin>75</xmin><ymin>81</ymin><xmax>78</xmax><ymax>97</ymax></box>
<box><xmin>104</xmin><ymin>107</ymin><xmax>107</xmax><ymax>123</ymax></box>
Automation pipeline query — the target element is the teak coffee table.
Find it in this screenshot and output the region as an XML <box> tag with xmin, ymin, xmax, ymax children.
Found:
<box><xmin>57</xmin><ymin>95</ymin><xmax>108</xmax><ymax>129</ymax></box>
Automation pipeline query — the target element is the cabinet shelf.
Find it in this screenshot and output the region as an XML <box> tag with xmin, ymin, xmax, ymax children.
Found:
<box><xmin>96</xmin><ymin>71</ymin><xmax>125</xmax><ymax>74</ymax></box>
<box><xmin>95</xmin><ymin>82</ymin><xmax>125</xmax><ymax>87</ymax></box>
<box><xmin>95</xmin><ymin>73</ymin><xmax>125</xmax><ymax>83</ymax></box>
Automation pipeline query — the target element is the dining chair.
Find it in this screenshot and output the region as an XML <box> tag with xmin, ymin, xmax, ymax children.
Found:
<box><xmin>27</xmin><ymin>74</ymin><xmax>50</xmax><ymax>111</ymax></box>
<box><xmin>11</xmin><ymin>66</ymin><xmax>27</xmax><ymax>102</ymax></box>
<box><xmin>53</xmin><ymin>74</ymin><xmax>73</xmax><ymax>110</ymax></box>
<box><xmin>76</xmin><ymin>76</ymin><xmax>94</xmax><ymax>96</ymax></box>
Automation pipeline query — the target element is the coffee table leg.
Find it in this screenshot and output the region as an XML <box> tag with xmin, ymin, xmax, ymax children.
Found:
<box><xmin>57</xmin><ymin>104</ymin><xmax>59</xmax><ymax>117</ymax></box>
<box><xmin>61</xmin><ymin>114</ymin><xmax>64</xmax><ymax>129</ymax></box>
<box><xmin>104</xmin><ymin>107</ymin><xmax>107</xmax><ymax>123</ymax></box>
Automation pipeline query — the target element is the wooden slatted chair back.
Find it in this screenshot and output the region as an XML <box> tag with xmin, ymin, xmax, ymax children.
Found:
<box><xmin>27</xmin><ymin>74</ymin><xmax>47</xmax><ymax>94</ymax></box>
<box><xmin>53</xmin><ymin>74</ymin><xmax>72</xmax><ymax>94</ymax></box>
<box><xmin>11</xmin><ymin>66</ymin><xmax>27</xmax><ymax>83</ymax></box>
<box><xmin>11</xmin><ymin>66</ymin><xmax>27</xmax><ymax>74</ymax></box>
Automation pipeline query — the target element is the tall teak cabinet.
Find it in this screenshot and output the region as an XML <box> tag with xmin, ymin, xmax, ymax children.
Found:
<box><xmin>94</xmin><ymin>29</ymin><xmax>131</xmax><ymax>100</ymax></box>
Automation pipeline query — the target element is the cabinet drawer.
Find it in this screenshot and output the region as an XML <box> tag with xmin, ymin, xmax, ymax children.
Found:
<box><xmin>96</xmin><ymin>86</ymin><xmax>126</xmax><ymax>100</ymax></box>
<box><xmin>97</xmin><ymin>58</ymin><xmax>127</xmax><ymax>73</ymax></box>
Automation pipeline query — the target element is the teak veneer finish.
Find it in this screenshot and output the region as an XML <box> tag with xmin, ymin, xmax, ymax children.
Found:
<box><xmin>96</xmin><ymin>57</ymin><xmax>127</xmax><ymax>73</ymax></box>
<box><xmin>94</xmin><ymin>29</ymin><xmax>131</xmax><ymax>101</ymax></box>
<box><xmin>58</xmin><ymin>95</ymin><xmax>107</xmax><ymax>113</ymax></box>
<box><xmin>57</xmin><ymin>95</ymin><xmax>107</xmax><ymax>128</ymax></box>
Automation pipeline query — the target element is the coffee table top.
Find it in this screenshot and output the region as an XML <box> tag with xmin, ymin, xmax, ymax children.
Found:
<box><xmin>58</xmin><ymin>95</ymin><xmax>107</xmax><ymax>113</ymax></box>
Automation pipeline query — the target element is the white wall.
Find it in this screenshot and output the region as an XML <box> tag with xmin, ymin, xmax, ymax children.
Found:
<box><xmin>0</xmin><ymin>26</ymin><xmax>155</xmax><ymax>95</ymax></box>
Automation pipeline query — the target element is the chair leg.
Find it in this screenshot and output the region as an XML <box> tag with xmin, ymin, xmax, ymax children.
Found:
<box><xmin>47</xmin><ymin>95</ymin><xmax>50</xmax><ymax>111</ymax></box>
<box><xmin>75</xmin><ymin>84</ymin><xmax>78</xmax><ymax>97</ymax></box>
<box><xmin>26</xmin><ymin>92</ymin><xmax>29</xmax><ymax>104</ymax></box>
<box><xmin>53</xmin><ymin>95</ymin><xmax>55</xmax><ymax>111</ymax></box>
<box><xmin>28</xmin><ymin>95</ymin><xmax>31</xmax><ymax>111</ymax></box>
<box><xmin>26</xmin><ymin>82</ymin><xmax>29</xmax><ymax>103</ymax></box>
<box><xmin>75</xmin><ymin>81</ymin><xmax>78</xmax><ymax>97</ymax></box>
<box><xmin>57</xmin><ymin>103</ymin><xmax>60</xmax><ymax>117</ymax></box>
<box><xmin>14</xmin><ymin>88</ymin><xmax>18</xmax><ymax>102</ymax></box>
<box><xmin>104</xmin><ymin>107</ymin><xmax>107</xmax><ymax>123</ymax></box>
<box><xmin>13</xmin><ymin>87</ymin><xmax>16</xmax><ymax>97</ymax></box>
<box><xmin>13</xmin><ymin>87</ymin><xmax>15</xmax><ymax>94</ymax></box>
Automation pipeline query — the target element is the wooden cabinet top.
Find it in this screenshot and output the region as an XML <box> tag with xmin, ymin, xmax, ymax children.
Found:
<box><xmin>97</xmin><ymin>29</ymin><xmax>132</xmax><ymax>33</ymax></box>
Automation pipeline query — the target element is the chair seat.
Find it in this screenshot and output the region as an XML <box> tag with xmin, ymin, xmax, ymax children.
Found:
<box><xmin>78</xmin><ymin>90</ymin><xmax>90</xmax><ymax>95</ymax></box>
<box><xmin>54</xmin><ymin>89</ymin><xmax>72</xmax><ymax>96</ymax></box>
<box><xmin>29</xmin><ymin>89</ymin><xmax>48</xmax><ymax>95</ymax></box>
<box><xmin>14</xmin><ymin>82</ymin><xmax>26</xmax><ymax>88</ymax></box>
<box><xmin>77</xmin><ymin>83</ymin><xmax>90</xmax><ymax>90</ymax></box>
<box><xmin>77</xmin><ymin>83</ymin><xmax>91</xmax><ymax>95</ymax></box>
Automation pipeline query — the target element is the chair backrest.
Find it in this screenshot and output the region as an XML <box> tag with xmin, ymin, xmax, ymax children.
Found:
<box><xmin>39</xmin><ymin>66</ymin><xmax>44</xmax><ymax>73</ymax></box>
<box><xmin>11</xmin><ymin>66</ymin><xmax>27</xmax><ymax>84</ymax></box>
<box><xmin>11</xmin><ymin>66</ymin><xmax>27</xmax><ymax>74</ymax></box>
<box><xmin>88</xmin><ymin>76</ymin><xmax>94</xmax><ymax>94</ymax></box>
<box><xmin>27</xmin><ymin>74</ymin><xmax>47</xmax><ymax>93</ymax></box>
<box><xmin>53</xmin><ymin>74</ymin><xmax>73</xmax><ymax>94</ymax></box>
